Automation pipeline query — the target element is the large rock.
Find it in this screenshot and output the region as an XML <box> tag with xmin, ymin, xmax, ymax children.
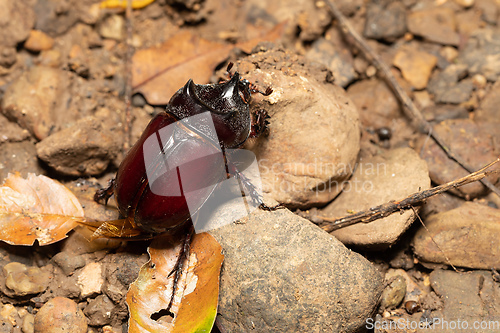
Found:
<box><xmin>240</xmin><ymin>49</ymin><xmax>360</xmax><ymax>208</ymax></box>
<box><xmin>323</xmin><ymin>148</ymin><xmax>430</xmax><ymax>249</ymax></box>
<box><xmin>36</xmin><ymin>115</ymin><xmax>121</xmax><ymax>176</ymax></box>
<box><xmin>413</xmin><ymin>202</ymin><xmax>500</xmax><ymax>269</ymax></box>
<box><xmin>209</xmin><ymin>206</ymin><xmax>383</xmax><ymax>332</ymax></box>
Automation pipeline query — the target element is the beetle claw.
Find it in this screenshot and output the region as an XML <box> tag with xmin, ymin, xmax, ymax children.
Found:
<box><xmin>259</xmin><ymin>203</ymin><xmax>285</xmax><ymax>211</ymax></box>
<box><xmin>94</xmin><ymin>178</ymin><xmax>115</xmax><ymax>205</ymax></box>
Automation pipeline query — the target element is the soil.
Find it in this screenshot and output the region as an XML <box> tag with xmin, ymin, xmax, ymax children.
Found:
<box><xmin>0</xmin><ymin>0</ymin><xmax>500</xmax><ymax>332</ymax></box>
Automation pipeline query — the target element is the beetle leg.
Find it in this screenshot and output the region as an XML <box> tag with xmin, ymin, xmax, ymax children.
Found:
<box><xmin>94</xmin><ymin>178</ymin><xmax>116</xmax><ymax>205</ymax></box>
<box><xmin>249</xmin><ymin>109</ymin><xmax>271</xmax><ymax>138</ymax></box>
<box><xmin>166</xmin><ymin>223</ymin><xmax>194</xmax><ymax>315</ymax></box>
<box><xmin>226</xmin><ymin>161</ymin><xmax>284</xmax><ymax>211</ymax></box>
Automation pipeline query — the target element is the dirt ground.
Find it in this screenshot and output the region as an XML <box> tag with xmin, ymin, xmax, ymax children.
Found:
<box><xmin>0</xmin><ymin>0</ymin><xmax>500</xmax><ymax>332</ymax></box>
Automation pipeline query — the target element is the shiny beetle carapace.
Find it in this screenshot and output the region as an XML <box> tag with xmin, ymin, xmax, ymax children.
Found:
<box><xmin>93</xmin><ymin>65</ymin><xmax>279</xmax><ymax>239</ymax></box>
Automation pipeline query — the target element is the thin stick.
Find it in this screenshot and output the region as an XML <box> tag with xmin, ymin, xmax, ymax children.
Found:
<box><xmin>324</xmin><ymin>0</ymin><xmax>500</xmax><ymax>197</ymax></box>
<box><xmin>412</xmin><ymin>206</ymin><xmax>458</xmax><ymax>273</ymax></box>
<box><xmin>318</xmin><ymin>158</ymin><xmax>499</xmax><ymax>232</ymax></box>
<box><xmin>123</xmin><ymin>0</ymin><xmax>134</xmax><ymax>152</ymax></box>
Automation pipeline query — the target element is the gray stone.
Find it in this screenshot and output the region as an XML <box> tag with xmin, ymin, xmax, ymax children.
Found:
<box><xmin>52</xmin><ymin>252</ymin><xmax>86</xmax><ymax>276</ymax></box>
<box><xmin>430</xmin><ymin>270</ymin><xmax>500</xmax><ymax>332</ymax></box>
<box><xmin>364</xmin><ymin>1</ymin><xmax>407</xmax><ymax>41</ymax></box>
<box><xmin>380</xmin><ymin>275</ymin><xmax>406</xmax><ymax>310</ymax></box>
<box><xmin>209</xmin><ymin>205</ymin><xmax>383</xmax><ymax>333</ymax></box>
<box><xmin>427</xmin><ymin>64</ymin><xmax>473</xmax><ymax>104</ymax></box>
<box><xmin>459</xmin><ymin>28</ymin><xmax>500</xmax><ymax>81</ymax></box>
<box><xmin>84</xmin><ymin>294</ymin><xmax>115</xmax><ymax>326</ymax></box>
<box><xmin>0</xmin><ymin>141</ymin><xmax>45</xmax><ymax>182</ymax></box>
<box><xmin>306</xmin><ymin>36</ymin><xmax>356</xmax><ymax>88</ymax></box>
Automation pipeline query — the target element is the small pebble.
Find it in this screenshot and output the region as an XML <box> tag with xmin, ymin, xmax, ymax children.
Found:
<box><xmin>405</xmin><ymin>300</ymin><xmax>421</xmax><ymax>314</ymax></box>
<box><xmin>380</xmin><ymin>275</ymin><xmax>407</xmax><ymax>309</ymax></box>
<box><xmin>440</xmin><ymin>46</ymin><xmax>459</xmax><ymax>63</ymax></box>
<box><xmin>77</xmin><ymin>262</ymin><xmax>104</xmax><ymax>298</ymax></box>
<box><xmin>131</xmin><ymin>93</ymin><xmax>147</xmax><ymax>107</ymax></box>
<box><xmin>454</xmin><ymin>0</ymin><xmax>474</xmax><ymax>7</ymax></box>
<box><xmin>3</xmin><ymin>262</ymin><xmax>50</xmax><ymax>296</ymax></box>
<box><xmin>366</xmin><ymin>65</ymin><xmax>377</xmax><ymax>77</ymax></box>
<box><xmin>52</xmin><ymin>252</ymin><xmax>86</xmax><ymax>276</ymax></box>
<box><xmin>22</xmin><ymin>313</ymin><xmax>35</xmax><ymax>333</ymax></box>
<box><xmin>376</xmin><ymin>127</ymin><xmax>392</xmax><ymax>141</ymax></box>
<box><xmin>99</xmin><ymin>15</ymin><xmax>125</xmax><ymax>41</ymax></box>
<box><xmin>34</xmin><ymin>297</ymin><xmax>87</xmax><ymax>333</ymax></box>
<box><xmin>472</xmin><ymin>73</ymin><xmax>487</xmax><ymax>89</ymax></box>
<box><xmin>24</xmin><ymin>30</ymin><xmax>54</xmax><ymax>52</ymax></box>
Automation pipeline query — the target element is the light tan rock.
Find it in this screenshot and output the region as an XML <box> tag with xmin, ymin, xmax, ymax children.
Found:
<box><xmin>393</xmin><ymin>48</ymin><xmax>437</xmax><ymax>90</ymax></box>
<box><xmin>241</xmin><ymin>51</ymin><xmax>360</xmax><ymax>208</ymax></box>
<box><xmin>413</xmin><ymin>202</ymin><xmax>500</xmax><ymax>269</ymax></box>
<box><xmin>407</xmin><ymin>7</ymin><xmax>460</xmax><ymax>46</ymax></box>
<box><xmin>77</xmin><ymin>262</ymin><xmax>104</xmax><ymax>298</ymax></box>
<box><xmin>34</xmin><ymin>297</ymin><xmax>87</xmax><ymax>333</ymax></box>
<box><xmin>24</xmin><ymin>30</ymin><xmax>54</xmax><ymax>52</ymax></box>
<box><xmin>1</xmin><ymin>66</ymin><xmax>77</xmax><ymax>140</ymax></box>
<box><xmin>323</xmin><ymin>148</ymin><xmax>430</xmax><ymax>249</ymax></box>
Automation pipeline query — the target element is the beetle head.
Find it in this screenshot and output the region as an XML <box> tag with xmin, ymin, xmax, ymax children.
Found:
<box><xmin>167</xmin><ymin>73</ymin><xmax>252</xmax><ymax>149</ymax></box>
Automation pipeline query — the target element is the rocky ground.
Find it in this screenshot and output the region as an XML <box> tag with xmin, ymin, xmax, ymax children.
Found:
<box><xmin>0</xmin><ymin>0</ymin><xmax>499</xmax><ymax>332</ymax></box>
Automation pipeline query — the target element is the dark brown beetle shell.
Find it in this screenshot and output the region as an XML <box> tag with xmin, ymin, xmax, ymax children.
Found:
<box><xmin>112</xmin><ymin>73</ymin><xmax>255</xmax><ymax>233</ymax></box>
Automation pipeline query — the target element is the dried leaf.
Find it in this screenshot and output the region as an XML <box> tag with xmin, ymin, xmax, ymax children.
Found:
<box><xmin>80</xmin><ymin>216</ymin><xmax>148</xmax><ymax>240</ymax></box>
<box><xmin>132</xmin><ymin>23</ymin><xmax>285</xmax><ymax>105</ymax></box>
<box><xmin>0</xmin><ymin>173</ymin><xmax>84</xmax><ymax>245</ymax></box>
<box><xmin>127</xmin><ymin>232</ymin><xmax>224</xmax><ymax>333</ymax></box>
<box><xmin>100</xmin><ymin>0</ymin><xmax>156</xmax><ymax>9</ymax></box>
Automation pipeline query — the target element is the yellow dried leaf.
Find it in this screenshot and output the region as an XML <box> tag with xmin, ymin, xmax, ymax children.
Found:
<box><xmin>0</xmin><ymin>173</ymin><xmax>84</xmax><ymax>245</ymax></box>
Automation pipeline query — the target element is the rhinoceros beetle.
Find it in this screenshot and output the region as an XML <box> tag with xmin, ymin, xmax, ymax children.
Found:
<box><xmin>92</xmin><ymin>64</ymin><xmax>281</xmax><ymax>313</ymax></box>
<box><xmin>93</xmin><ymin>64</ymin><xmax>279</xmax><ymax>237</ymax></box>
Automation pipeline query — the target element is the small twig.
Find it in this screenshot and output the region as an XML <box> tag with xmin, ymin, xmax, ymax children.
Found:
<box><xmin>318</xmin><ymin>158</ymin><xmax>499</xmax><ymax>232</ymax></box>
<box><xmin>411</xmin><ymin>206</ymin><xmax>458</xmax><ymax>272</ymax></box>
<box><xmin>123</xmin><ymin>0</ymin><xmax>134</xmax><ymax>152</ymax></box>
<box><xmin>324</xmin><ymin>0</ymin><xmax>500</xmax><ymax>198</ymax></box>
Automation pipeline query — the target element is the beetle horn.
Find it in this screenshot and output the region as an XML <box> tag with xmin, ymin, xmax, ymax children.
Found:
<box><xmin>222</xmin><ymin>72</ymin><xmax>240</xmax><ymax>101</ymax></box>
<box><xmin>183</xmin><ymin>79</ymin><xmax>196</xmax><ymax>97</ymax></box>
